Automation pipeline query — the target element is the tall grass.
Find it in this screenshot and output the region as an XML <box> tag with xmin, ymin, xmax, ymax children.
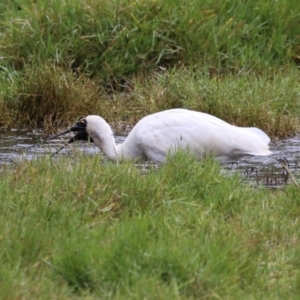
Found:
<box><xmin>1</xmin><ymin>65</ymin><xmax>299</xmax><ymax>137</ymax></box>
<box><xmin>0</xmin><ymin>154</ymin><xmax>300</xmax><ymax>298</ymax></box>
<box><xmin>1</xmin><ymin>0</ymin><xmax>299</xmax><ymax>74</ymax></box>
<box><xmin>0</xmin><ymin>0</ymin><xmax>300</xmax><ymax>135</ymax></box>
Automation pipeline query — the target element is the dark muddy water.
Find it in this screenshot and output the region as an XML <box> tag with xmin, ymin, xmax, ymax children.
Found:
<box><xmin>0</xmin><ymin>129</ymin><xmax>299</xmax><ymax>188</ymax></box>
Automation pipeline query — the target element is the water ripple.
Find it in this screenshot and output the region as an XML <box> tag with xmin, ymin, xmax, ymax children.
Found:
<box><xmin>0</xmin><ymin>129</ymin><xmax>299</xmax><ymax>187</ymax></box>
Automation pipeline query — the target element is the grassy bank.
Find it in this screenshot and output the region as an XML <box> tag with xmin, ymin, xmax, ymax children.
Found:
<box><xmin>1</xmin><ymin>67</ymin><xmax>300</xmax><ymax>138</ymax></box>
<box><xmin>0</xmin><ymin>0</ymin><xmax>300</xmax><ymax>137</ymax></box>
<box><xmin>0</xmin><ymin>154</ymin><xmax>300</xmax><ymax>299</ymax></box>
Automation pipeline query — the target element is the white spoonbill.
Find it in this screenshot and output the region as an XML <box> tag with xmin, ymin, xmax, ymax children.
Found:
<box><xmin>47</xmin><ymin>108</ymin><xmax>272</xmax><ymax>163</ymax></box>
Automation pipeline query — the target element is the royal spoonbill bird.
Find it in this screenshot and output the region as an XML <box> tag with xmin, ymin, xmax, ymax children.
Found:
<box><xmin>47</xmin><ymin>108</ymin><xmax>272</xmax><ymax>163</ymax></box>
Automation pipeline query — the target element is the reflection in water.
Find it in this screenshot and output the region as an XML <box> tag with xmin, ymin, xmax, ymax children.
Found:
<box><xmin>0</xmin><ymin>128</ymin><xmax>125</xmax><ymax>163</ymax></box>
<box><xmin>222</xmin><ymin>137</ymin><xmax>300</xmax><ymax>188</ymax></box>
<box><xmin>0</xmin><ymin>129</ymin><xmax>299</xmax><ymax>188</ymax></box>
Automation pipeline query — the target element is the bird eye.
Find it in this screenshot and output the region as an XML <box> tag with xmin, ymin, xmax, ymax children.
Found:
<box><xmin>75</xmin><ymin>119</ymin><xmax>87</xmax><ymax>128</ymax></box>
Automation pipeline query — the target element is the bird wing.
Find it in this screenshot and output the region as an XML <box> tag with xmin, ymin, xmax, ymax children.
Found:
<box><xmin>135</xmin><ymin>109</ymin><xmax>270</xmax><ymax>163</ymax></box>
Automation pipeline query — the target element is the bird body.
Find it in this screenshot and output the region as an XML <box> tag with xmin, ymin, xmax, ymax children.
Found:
<box><xmin>48</xmin><ymin>109</ymin><xmax>272</xmax><ymax>163</ymax></box>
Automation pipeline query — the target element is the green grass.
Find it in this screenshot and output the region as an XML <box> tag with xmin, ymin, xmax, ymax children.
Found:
<box><xmin>0</xmin><ymin>0</ymin><xmax>300</xmax><ymax>136</ymax></box>
<box><xmin>1</xmin><ymin>0</ymin><xmax>299</xmax><ymax>74</ymax></box>
<box><xmin>1</xmin><ymin>154</ymin><xmax>300</xmax><ymax>299</ymax></box>
<box><xmin>1</xmin><ymin>1</ymin><xmax>300</xmax><ymax>298</ymax></box>
<box><xmin>1</xmin><ymin>66</ymin><xmax>300</xmax><ymax>138</ymax></box>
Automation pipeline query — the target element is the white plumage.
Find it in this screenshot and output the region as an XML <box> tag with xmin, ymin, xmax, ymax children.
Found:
<box><xmin>48</xmin><ymin>108</ymin><xmax>272</xmax><ymax>163</ymax></box>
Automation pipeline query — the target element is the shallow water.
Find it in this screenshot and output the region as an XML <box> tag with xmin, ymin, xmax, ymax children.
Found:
<box><xmin>224</xmin><ymin>137</ymin><xmax>300</xmax><ymax>188</ymax></box>
<box><xmin>0</xmin><ymin>129</ymin><xmax>299</xmax><ymax>188</ymax></box>
<box><xmin>0</xmin><ymin>128</ymin><xmax>125</xmax><ymax>163</ymax></box>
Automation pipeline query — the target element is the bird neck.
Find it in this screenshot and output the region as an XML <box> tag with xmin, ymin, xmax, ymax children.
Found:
<box><xmin>89</xmin><ymin>122</ymin><xmax>124</xmax><ymax>161</ymax></box>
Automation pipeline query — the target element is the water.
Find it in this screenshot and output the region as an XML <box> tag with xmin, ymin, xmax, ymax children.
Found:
<box><xmin>0</xmin><ymin>129</ymin><xmax>299</xmax><ymax>187</ymax></box>
<box><xmin>0</xmin><ymin>128</ymin><xmax>125</xmax><ymax>163</ymax></box>
<box><xmin>224</xmin><ymin>137</ymin><xmax>300</xmax><ymax>187</ymax></box>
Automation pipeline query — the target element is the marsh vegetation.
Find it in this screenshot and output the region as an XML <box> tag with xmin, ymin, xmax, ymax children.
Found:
<box><xmin>0</xmin><ymin>0</ymin><xmax>299</xmax><ymax>137</ymax></box>
<box><xmin>1</xmin><ymin>0</ymin><xmax>300</xmax><ymax>298</ymax></box>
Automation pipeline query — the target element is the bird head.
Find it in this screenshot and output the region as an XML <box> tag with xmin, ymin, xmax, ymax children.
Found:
<box><xmin>47</xmin><ymin>118</ymin><xmax>94</xmax><ymax>145</ymax></box>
